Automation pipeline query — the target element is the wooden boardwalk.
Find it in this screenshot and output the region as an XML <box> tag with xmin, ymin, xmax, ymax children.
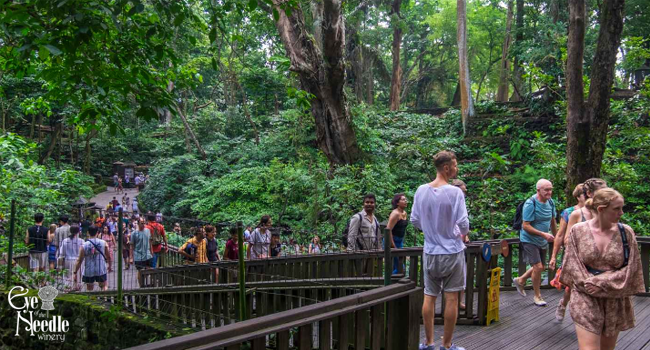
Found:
<box><xmin>422</xmin><ymin>289</ymin><xmax>650</xmax><ymax>350</ymax></box>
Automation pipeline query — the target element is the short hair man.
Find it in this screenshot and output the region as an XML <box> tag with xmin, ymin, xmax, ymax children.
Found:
<box><xmin>514</xmin><ymin>179</ymin><xmax>557</xmax><ymax>306</ymax></box>
<box><xmin>74</xmin><ymin>225</ymin><xmax>111</xmax><ymax>291</ymax></box>
<box><xmin>346</xmin><ymin>193</ymin><xmax>380</xmax><ymax>251</ymax></box>
<box><xmin>25</xmin><ymin>213</ymin><xmax>49</xmax><ymax>272</ymax></box>
<box><xmin>53</xmin><ymin>215</ymin><xmax>71</xmax><ymax>269</ymax></box>
<box><xmin>412</xmin><ymin>151</ymin><xmax>469</xmax><ymax>350</ymax></box>
<box><xmin>146</xmin><ymin>213</ymin><xmax>167</xmax><ymax>268</ymax></box>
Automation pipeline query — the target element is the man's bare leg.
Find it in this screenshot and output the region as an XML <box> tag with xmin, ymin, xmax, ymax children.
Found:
<box><xmin>422</xmin><ymin>294</ymin><xmax>437</xmax><ymax>346</ymax></box>
<box><xmin>442</xmin><ymin>292</ymin><xmax>459</xmax><ymax>349</ymax></box>
<box><xmin>532</xmin><ymin>262</ymin><xmax>544</xmax><ymax>298</ymax></box>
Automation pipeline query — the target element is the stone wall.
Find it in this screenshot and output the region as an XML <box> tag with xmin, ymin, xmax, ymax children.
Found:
<box><xmin>0</xmin><ymin>290</ymin><xmax>191</xmax><ymax>350</ymax></box>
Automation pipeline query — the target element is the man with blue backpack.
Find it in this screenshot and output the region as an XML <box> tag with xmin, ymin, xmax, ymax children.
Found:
<box><xmin>513</xmin><ymin>178</ymin><xmax>557</xmax><ymax>307</ymax></box>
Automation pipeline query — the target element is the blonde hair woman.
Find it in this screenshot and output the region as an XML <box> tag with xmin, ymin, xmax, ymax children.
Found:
<box><xmin>560</xmin><ymin>189</ymin><xmax>644</xmax><ymax>350</ymax></box>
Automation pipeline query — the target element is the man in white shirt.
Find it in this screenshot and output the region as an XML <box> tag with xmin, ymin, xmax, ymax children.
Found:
<box><xmin>411</xmin><ymin>151</ymin><xmax>469</xmax><ymax>350</ymax></box>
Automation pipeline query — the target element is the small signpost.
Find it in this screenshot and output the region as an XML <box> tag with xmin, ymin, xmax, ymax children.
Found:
<box><xmin>486</xmin><ymin>267</ymin><xmax>501</xmax><ymax>326</ymax></box>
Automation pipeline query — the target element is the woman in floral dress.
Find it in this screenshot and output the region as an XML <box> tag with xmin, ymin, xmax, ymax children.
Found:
<box><xmin>560</xmin><ymin>188</ymin><xmax>644</xmax><ymax>350</ymax></box>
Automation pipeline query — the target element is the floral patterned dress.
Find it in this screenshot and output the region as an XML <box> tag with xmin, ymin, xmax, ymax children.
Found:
<box><xmin>560</xmin><ymin>222</ymin><xmax>645</xmax><ymax>336</ymax></box>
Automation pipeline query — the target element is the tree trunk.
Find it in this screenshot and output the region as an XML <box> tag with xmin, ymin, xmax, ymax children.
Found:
<box><xmin>272</xmin><ymin>0</ymin><xmax>360</xmax><ymax>165</ymax></box>
<box><xmin>83</xmin><ymin>129</ymin><xmax>98</xmax><ymax>175</ymax></box>
<box><xmin>39</xmin><ymin>121</ymin><xmax>61</xmax><ymax>164</ymax></box>
<box><xmin>496</xmin><ymin>0</ymin><xmax>514</xmax><ymax>102</ymax></box>
<box><xmin>452</xmin><ymin>81</ymin><xmax>461</xmax><ymax>106</ymax></box>
<box><xmin>175</xmin><ymin>105</ymin><xmax>207</xmax><ymax>160</ymax></box>
<box><xmin>366</xmin><ymin>53</ymin><xmax>374</xmax><ymax>105</ymax></box>
<box><xmin>389</xmin><ymin>0</ymin><xmax>403</xmax><ymax>111</ymax></box>
<box><xmin>566</xmin><ymin>0</ymin><xmax>626</xmax><ymax>202</ymax></box>
<box><xmin>510</xmin><ymin>0</ymin><xmax>525</xmax><ymax>101</ymax></box>
<box><xmin>457</xmin><ymin>0</ymin><xmax>475</xmax><ymax>132</ymax></box>
<box><xmin>235</xmin><ymin>80</ymin><xmax>261</xmax><ymax>145</ymax></box>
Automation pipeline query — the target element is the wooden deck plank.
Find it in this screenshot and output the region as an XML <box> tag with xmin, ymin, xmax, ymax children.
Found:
<box><xmin>421</xmin><ymin>290</ymin><xmax>650</xmax><ymax>350</ymax></box>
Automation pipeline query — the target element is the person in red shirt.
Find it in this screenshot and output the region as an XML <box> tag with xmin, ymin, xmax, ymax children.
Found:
<box><xmin>146</xmin><ymin>213</ymin><xmax>167</xmax><ymax>268</ymax></box>
<box><xmin>223</xmin><ymin>228</ymin><xmax>239</xmax><ymax>260</ymax></box>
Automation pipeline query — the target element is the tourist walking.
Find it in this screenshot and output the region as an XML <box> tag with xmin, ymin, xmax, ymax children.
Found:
<box><xmin>113</xmin><ymin>173</ymin><xmax>119</xmax><ymax>191</ymax></box>
<box><xmin>146</xmin><ymin>213</ymin><xmax>167</xmax><ymax>268</ymax></box>
<box><xmin>412</xmin><ymin>150</ymin><xmax>469</xmax><ymax>350</ymax></box>
<box><xmin>560</xmin><ymin>188</ymin><xmax>644</xmax><ymax>350</ymax></box>
<box><xmin>101</xmin><ymin>225</ymin><xmax>116</xmax><ymax>273</ymax></box>
<box><xmin>248</xmin><ymin>215</ymin><xmax>272</xmax><ymax>259</ymax></box>
<box><xmin>130</xmin><ymin>220</ymin><xmax>153</xmax><ymax>287</ymax></box>
<box><xmin>387</xmin><ymin>193</ymin><xmax>409</xmax><ymax>274</ymax></box>
<box><xmin>205</xmin><ymin>225</ymin><xmax>220</xmax><ymax>281</ymax></box>
<box><xmin>550</xmin><ymin>183</ymin><xmax>587</xmax><ymax>271</ymax></box>
<box><xmin>513</xmin><ymin>178</ymin><xmax>557</xmax><ymax>307</ymax></box>
<box><xmin>180</xmin><ymin>227</ymin><xmax>207</xmax><ymax>264</ymax></box>
<box><xmin>74</xmin><ymin>226</ymin><xmax>111</xmax><ymax>291</ymax></box>
<box><xmin>270</xmin><ymin>233</ymin><xmax>282</xmax><ymax>257</ymax></box>
<box><xmin>224</xmin><ymin>228</ymin><xmax>239</xmax><ymax>260</ymax></box>
<box><xmin>308</xmin><ymin>235</ymin><xmax>322</xmax><ymax>254</ymax></box>
<box><xmin>48</xmin><ymin>224</ymin><xmax>58</xmax><ymax>270</ymax></box>
<box><xmin>58</xmin><ymin>224</ymin><xmax>84</xmax><ymax>290</ymax></box>
<box><xmin>346</xmin><ymin>194</ymin><xmax>381</xmax><ymax>251</ymax></box>
<box><xmin>25</xmin><ymin>213</ymin><xmax>50</xmax><ymax>272</ymax></box>
<box><xmin>451</xmin><ymin>179</ymin><xmax>470</xmax><ymax>310</ymax></box>
<box><xmin>117</xmin><ymin>177</ymin><xmax>124</xmax><ymax>194</ymax></box>
<box><xmin>122</xmin><ymin>222</ymin><xmax>131</xmax><ymax>270</ymax></box>
<box><xmin>132</xmin><ymin>198</ymin><xmax>139</xmax><ymax>214</ymax></box>
<box><xmin>552</xmin><ymin>178</ymin><xmax>608</xmax><ymax>321</ymax></box>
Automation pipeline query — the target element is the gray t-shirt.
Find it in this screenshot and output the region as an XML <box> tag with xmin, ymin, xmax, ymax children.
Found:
<box><xmin>83</xmin><ymin>238</ymin><xmax>108</xmax><ymax>277</ymax></box>
<box><xmin>250</xmin><ymin>228</ymin><xmax>271</xmax><ymax>259</ymax></box>
<box><xmin>54</xmin><ymin>224</ymin><xmax>70</xmax><ymax>248</ymax></box>
<box><xmin>131</xmin><ymin>228</ymin><xmax>152</xmax><ymax>262</ymax></box>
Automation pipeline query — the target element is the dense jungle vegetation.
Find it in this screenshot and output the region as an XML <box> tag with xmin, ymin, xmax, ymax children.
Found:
<box><xmin>1</xmin><ymin>0</ymin><xmax>649</xmax><ymax>247</ymax></box>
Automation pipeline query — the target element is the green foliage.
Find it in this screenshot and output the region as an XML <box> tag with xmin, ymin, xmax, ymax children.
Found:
<box><xmin>0</xmin><ymin>133</ymin><xmax>93</xmax><ymax>249</ymax></box>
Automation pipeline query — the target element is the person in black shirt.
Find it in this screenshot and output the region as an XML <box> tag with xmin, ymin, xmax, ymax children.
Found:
<box><xmin>24</xmin><ymin>213</ymin><xmax>51</xmax><ymax>272</ymax></box>
<box><xmin>270</xmin><ymin>233</ymin><xmax>282</xmax><ymax>257</ymax></box>
<box><xmin>387</xmin><ymin>193</ymin><xmax>409</xmax><ymax>274</ymax></box>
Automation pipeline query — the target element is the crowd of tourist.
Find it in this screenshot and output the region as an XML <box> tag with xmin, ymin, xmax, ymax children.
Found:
<box><xmin>23</xmin><ymin>150</ymin><xmax>645</xmax><ymax>350</ymax></box>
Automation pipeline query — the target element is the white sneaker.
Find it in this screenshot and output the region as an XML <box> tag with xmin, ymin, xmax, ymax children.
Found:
<box><xmin>514</xmin><ymin>278</ymin><xmax>526</xmax><ymax>297</ymax></box>
<box><xmin>533</xmin><ymin>296</ymin><xmax>547</xmax><ymax>307</ymax></box>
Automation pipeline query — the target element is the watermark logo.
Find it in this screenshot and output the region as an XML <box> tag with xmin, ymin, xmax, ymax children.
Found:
<box><xmin>8</xmin><ymin>286</ymin><xmax>69</xmax><ymax>342</ymax></box>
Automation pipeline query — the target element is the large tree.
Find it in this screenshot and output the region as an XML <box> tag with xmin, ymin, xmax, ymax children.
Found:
<box><xmin>496</xmin><ymin>0</ymin><xmax>514</xmax><ymax>102</ymax></box>
<box><xmin>457</xmin><ymin>0</ymin><xmax>475</xmax><ymax>132</ymax></box>
<box><xmin>566</xmin><ymin>0</ymin><xmax>627</xmax><ymax>201</ymax></box>
<box><xmin>389</xmin><ymin>0</ymin><xmax>403</xmax><ymax>111</ymax></box>
<box><xmin>270</xmin><ymin>0</ymin><xmax>360</xmax><ymax>165</ymax></box>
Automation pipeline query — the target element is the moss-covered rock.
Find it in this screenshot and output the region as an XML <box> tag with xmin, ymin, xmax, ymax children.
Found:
<box><xmin>0</xmin><ymin>289</ymin><xmax>192</xmax><ymax>350</ymax></box>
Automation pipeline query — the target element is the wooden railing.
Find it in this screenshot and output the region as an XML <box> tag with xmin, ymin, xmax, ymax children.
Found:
<box><xmin>137</xmin><ymin>242</ymin><xmax>503</xmax><ymax>325</ymax></box>
<box><xmin>125</xmin><ymin>280</ymin><xmax>423</xmax><ymax>350</ymax></box>
<box><xmin>88</xmin><ymin>280</ymin><xmax>380</xmax><ymax>330</ymax></box>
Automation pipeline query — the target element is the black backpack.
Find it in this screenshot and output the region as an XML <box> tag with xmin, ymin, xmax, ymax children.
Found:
<box><xmin>512</xmin><ymin>197</ymin><xmax>555</xmax><ymax>231</ymax></box>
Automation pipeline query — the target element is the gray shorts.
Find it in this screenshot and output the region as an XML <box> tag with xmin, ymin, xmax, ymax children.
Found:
<box><xmin>423</xmin><ymin>251</ymin><xmax>466</xmax><ymax>296</ymax></box>
<box><xmin>29</xmin><ymin>252</ymin><xmax>48</xmax><ymax>270</ymax></box>
<box><xmin>521</xmin><ymin>242</ymin><xmax>546</xmax><ymax>266</ymax></box>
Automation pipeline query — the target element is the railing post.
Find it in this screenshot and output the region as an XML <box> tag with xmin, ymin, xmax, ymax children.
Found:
<box><xmin>117</xmin><ymin>208</ymin><xmax>123</xmax><ymax>300</ymax></box>
<box><xmin>383</xmin><ymin>227</ymin><xmax>392</xmax><ymax>286</ymax></box>
<box><xmin>5</xmin><ymin>199</ymin><xmax>16</xmax><ymax>290</ymax></box>
<box><xmin>237</xmin><ymin>221</ymin><xmax>247</xmax><ymax>320</ymax></box>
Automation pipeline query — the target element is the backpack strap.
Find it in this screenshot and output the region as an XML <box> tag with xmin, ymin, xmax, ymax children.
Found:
<box><xmin>618</xmin><ymin>223</ymin><xmax>630</xmax><ymax>268</ymax></box>
<box><xmin>87</xmin><ymin>239</ymin><xmax>108</xmax><ymax>262</ymax></box>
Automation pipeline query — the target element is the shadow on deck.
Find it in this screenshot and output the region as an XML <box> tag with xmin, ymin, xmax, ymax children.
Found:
<box><xmin>422</xmin><ymin>289</ymin><xmax>650</xmax><ymax>350</ymax></box>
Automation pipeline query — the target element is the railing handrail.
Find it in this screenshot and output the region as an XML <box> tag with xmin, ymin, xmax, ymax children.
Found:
<box><xmin>125</xmin><ymin>280</ymin><xmax>418</xmax><ymax>350</ymax></box>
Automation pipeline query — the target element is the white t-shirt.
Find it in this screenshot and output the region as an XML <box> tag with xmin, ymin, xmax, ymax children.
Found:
<box><xmin>411</xmin><ymin>184</ymin><xmax>469</xmax><ymax>255</ymax></box>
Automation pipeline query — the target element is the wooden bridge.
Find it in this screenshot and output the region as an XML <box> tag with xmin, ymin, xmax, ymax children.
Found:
<box><xmin>13</xmin><ymin>237</ymin><xmax>650</xmax><ymax>349</ymax></box>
